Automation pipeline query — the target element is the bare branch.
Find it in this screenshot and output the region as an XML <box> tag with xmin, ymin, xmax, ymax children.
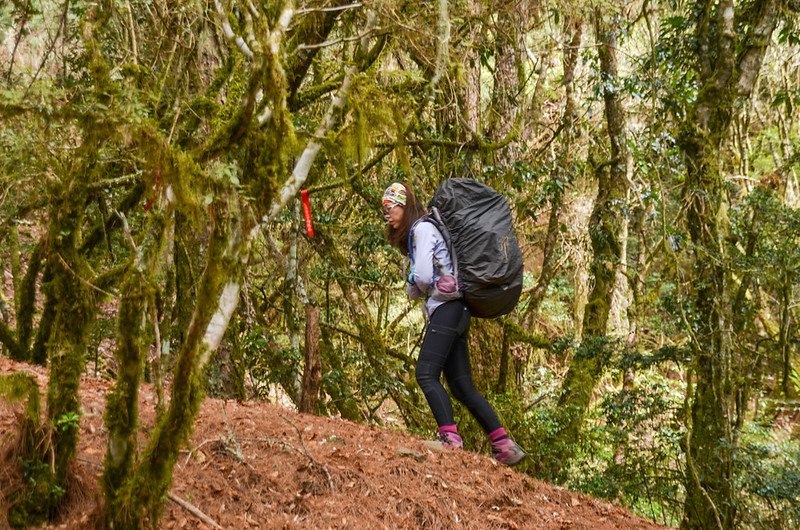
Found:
<box><xmin>429</xmin><ymin>0</ymin><xmax>451</xmax><ymax>91</ymax></box>
<box><xmin>214</xmin><ymin>0</ymin><xmax>255</xmax><ymax>59</ymax></box>
<box><xmin>114</xmin><ymin>210</ymin><xmax>137</xmax><ymax>254</ymax></box>
<box><xmin>168</xmin><ymin>493</ymin><xmax>223</xmax><ymax>530</ymax></box>
<box><xmin>125</xmin><ymin>0</ymin><xmax>139</xmax><ymax>65</ymax></box>
<box><xmin>295</xmin><ymin>3</ymin><xmax>362</xmax><ymax>15</ymax></box>
<box><xmin>295</xmin><ymin>29</ymin><xmax>377</xmax><ymax>51</ymax></box>
<box><xmin>279</xmin><ymin>414</ymin><xmax>334</xmax><ymax>490</ymax></box>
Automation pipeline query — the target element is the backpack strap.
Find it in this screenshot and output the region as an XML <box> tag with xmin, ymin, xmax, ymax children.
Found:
<box><xmin>407</xmin><ymin>216</ymin><xmax>428</xmax><ymax>262</ymax></box>
<box><xmin>427</xmin><ymin>207</ymin><xmax>459</xmax><ymax>280</ymax></box>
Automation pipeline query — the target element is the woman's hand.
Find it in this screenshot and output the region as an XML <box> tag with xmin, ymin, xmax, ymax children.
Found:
<box><xmin>407</xmin><ymin>282</ymin><xmax>423</xmax><ymax>299</ymax></box>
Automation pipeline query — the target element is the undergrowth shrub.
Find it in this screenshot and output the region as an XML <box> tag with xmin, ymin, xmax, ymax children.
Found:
<box><xmin>736</xmin><ymin>418</ymin><xmax>800</xmax><ymax>529</ymax></box>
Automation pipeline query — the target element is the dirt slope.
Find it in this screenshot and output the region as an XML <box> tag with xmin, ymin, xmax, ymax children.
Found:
<box><xmin>0</xmin><ymin>358</ymin><xmax>668</xmax><ymax>529</ymax></box>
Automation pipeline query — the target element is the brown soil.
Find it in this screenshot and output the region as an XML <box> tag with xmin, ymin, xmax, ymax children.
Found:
<box><xmin>0</xmin><ymin>357</ymin><xmax>668</xmax><ymax>529</ymax></box>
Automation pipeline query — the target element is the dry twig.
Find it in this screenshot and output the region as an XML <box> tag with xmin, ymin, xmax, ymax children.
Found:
<box><xmin>168</xmin><ymin>493</ymin><xmax>224</xmax><ymax>530</ymax></box>
<box><xmin>279</xmin><ymin>414</ymin><xmax>335</xmax><ymax>490</ymax></box>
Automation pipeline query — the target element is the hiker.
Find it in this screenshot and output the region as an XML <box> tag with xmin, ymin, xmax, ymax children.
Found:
<box><xmin>382</xmin><ymin>181</ymin><xmax>526</xmax><ymax>466</ymax></box>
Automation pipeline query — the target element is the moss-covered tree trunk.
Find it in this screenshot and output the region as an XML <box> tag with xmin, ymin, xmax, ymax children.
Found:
<box><xmin>678</xmin><ymin>2</ymin><xmax>780</xmax><ymax>527</ymax></box>
<box><xmin>107</xmin><ymin>200</ymin><xmax>245</xmax><ymax>528</ymax></box>
<box><xmin>102</xmin><ymin>212</ymin><xmax>171</xmax><ymax>518</ymax></box>
<box><xmin>31</xmin><ymin>266</ymin><xmax>56</xmax><ymax>366</ymax></box>
<box><xmin>35</xmin><ymin>175</ymin><xmax>96</xmax><ymax>519</ymax></box>
<box><xmin>495</xmin><ymin>326</ymin><xmax>511</xmax><ymax>392</ymax></box>
<box><xmin>16</xmin><ymin>241</ymin><xmax>44</xmax><ymax>359</ymax></box>
<box><xmin>173</xmin><ymin>211</ymin><xmax>201</xmax><ymax>355</ymax></box>
<box><xmin>681</xmin><ymin>116</ymin><xmax>736</xmax><ymax>530</ymax></box>
<box><xmin>320</xmin><ymin>326</ymin><xmax>364</xmax><ymax>421</ymax></box>
<box><xmin>539</xmin><ymin>6</ymin><xmax>629</xmax><ymax>481</ymax></box>
<box><xmin>0</xmin><ymin>239</ymin><xmax>44</xmax><ymax>362</ymax></box>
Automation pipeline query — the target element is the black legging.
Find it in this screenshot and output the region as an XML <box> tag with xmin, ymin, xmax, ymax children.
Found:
<box><xmin>415</xmin><ymin>300</ymin><xmax>502</xmax><ymax>433</ymax></box>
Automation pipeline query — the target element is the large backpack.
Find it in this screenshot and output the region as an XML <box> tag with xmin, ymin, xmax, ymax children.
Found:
<box><xmin>426</xmin><ymin>178</ymin><xmax>524</xmax><ymax>318</ymax></box>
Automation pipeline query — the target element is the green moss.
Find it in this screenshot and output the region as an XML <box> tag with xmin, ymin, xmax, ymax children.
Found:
<box><xmin>172</xmin><ymin>58</ymin><xmax>233</xmax><ymax>147</ymax></box>
<box><xmin>0</xmin><ymin>373</ymin><xmax>63</xmax><ymax>528</ymax></box>
<box><xmin>241</xmin><ymin>52</ymin><xmax>295</xmax><ymax>211</ymax></box>
<box><xmin>0</xmin><ymin>320</ymin><xmax>24</xmax><ymax>360</ymax></box>
<box><xmin>47</xmin><ymin>303</ymin><xmax>92</xmax><ymax>483</ymax></box>
<box><xmin>36</xmin><ymin>137</ymin><xmax>97</xmax><ymax>519</ymax></box>
<box><xmin>132</xmin><ymin>121</ymin><xmax>206</xmax><ymax>222</ymax></box>
<box><xmin>107</xmin><ymin>202</ymin><xmax>245</xmax><ymax>528</ymax></box>
<box><xmin>102</xmin><ymin>272</ymin><xmax>149</xmax><ymax>496</ymax></box>
<box><xmin>103</xmin><ymin>215</ymin><xmax>169</xmax><ymax>518</ymax></box>
<box><xmin>31</xmin><ymin>283</ymin><xmax>55</xmax><ymax>366</ymax></box>
<box><xmin>213</xmin><ymin>56</ymin><xmax>249</xmax><ymax>128</ymax></box>
<box><xmin>502</xmin><ymin>318</ymin><xmax>551</xmax><ymax>349</ymax></box>
<box><xmin>17</xmin><ymin>241</ymin><xmax>44</xmax><ymax>357</ymax></box>
<box><xmin>0</xmin><ymin>372</ymin><xmax>41</xmax><ymax>425</ymax></box>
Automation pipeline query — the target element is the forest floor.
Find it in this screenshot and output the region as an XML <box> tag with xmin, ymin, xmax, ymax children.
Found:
<box><xmin>0</xmin><ymin>357</ymin><xmax>668</xmax><ymax>529</ymax></box>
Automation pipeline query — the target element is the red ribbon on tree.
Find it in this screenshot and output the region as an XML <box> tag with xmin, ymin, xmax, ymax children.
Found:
<box><xmin>301</xmin><ymin>189</ymin><xmax>314</xmax><ymax>237</ymax></box>
<box><xmin>143</xmin><ymin>168</ymin><xmax>160</xmax><ymax>212</ymax></box>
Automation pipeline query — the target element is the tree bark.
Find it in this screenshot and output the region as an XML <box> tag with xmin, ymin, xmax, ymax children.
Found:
<box><xmin>41</xmin><ymin>177</ymin><xmax>96</xmax><ymax>515</ymax></box>
<box><xmin>300</xmin><ymin>303</ymin><xmax>323</xmax><ymax>414</ymax></box>
<box><xmin>679</xmin><ymin>2</ymin><xmax>780</xmax><ymax>528</ymax></box>
<box><xmin>540</xmin><ymin>6</ymin><xmax>629</xmax><ymax>481</ymax></box>
<box><xmin>108</xmin><ymin>201</ymin><xmax>245</xmax><ymax>528</ymax></box>
<box><xmin>103</xmin><ymin>213</ymin><xmax>171</xmax><ymax>510</ymax></box>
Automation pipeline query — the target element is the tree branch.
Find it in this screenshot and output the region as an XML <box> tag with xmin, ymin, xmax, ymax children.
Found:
<box><xmin>0</xmin><ymin>320</ymin><xmax>24</xmax><ymax>361</ymax></box>
<box><xmin>214</xmin><ymin>0</ymin><xmax>256</xmax><ymax>59</ymax></box>
<box><xmin>256</xmin><ymin>12</ymin><xmax>379</xmax><ymax>234</ymax></box>
<box><xmin>736</xmin><ymin>0</ymin><xmax>780</xmax><ymax>97</ymax></box>
<box><xmin>167</xmin><ymin>493</ymin><xmax>223</xmax><ymax>530</ymax></box>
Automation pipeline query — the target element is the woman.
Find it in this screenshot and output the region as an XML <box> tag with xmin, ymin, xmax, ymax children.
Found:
<box><xmin>383</xmin><ymin>182</ymin><xmax>525</xmax><ymax>466</ymax></box>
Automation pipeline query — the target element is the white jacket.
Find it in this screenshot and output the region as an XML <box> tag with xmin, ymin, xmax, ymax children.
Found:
<box><xmin>407</xmin><ymin>219</ymin><xmax>454</xmax><ymax>317</ymax></box>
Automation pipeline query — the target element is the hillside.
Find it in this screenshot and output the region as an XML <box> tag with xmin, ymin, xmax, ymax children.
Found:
<box><xmin>0</xmin><ymin>358</ymin><xmax>667</xmax><ymax>529</ymax></box>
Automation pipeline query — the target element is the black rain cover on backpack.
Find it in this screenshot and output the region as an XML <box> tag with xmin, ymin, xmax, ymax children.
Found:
<box><xmin>428</xmin><ymin>178</ymin><xmax>523</xmax><ymax>318</ymax></box>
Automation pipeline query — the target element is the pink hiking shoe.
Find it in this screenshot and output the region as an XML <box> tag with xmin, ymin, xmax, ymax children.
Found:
<box><xmin>438</xmin><ymin>431</ymin><xmax>464</xmax><ymax>449</ymax></box>
<box><xmin>492</xmin><ymin>438</ymin><xmax>526</xmax><ymax>466</ymax></box>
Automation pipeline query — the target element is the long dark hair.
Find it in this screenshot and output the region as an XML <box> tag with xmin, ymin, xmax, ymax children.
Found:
<box><xmin>386</xmin><ymin>182</ymin><xmax>426</xmax><ymax>256</ymax></box>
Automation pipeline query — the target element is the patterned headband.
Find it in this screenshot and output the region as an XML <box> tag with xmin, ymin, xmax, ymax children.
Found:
<box><xmin>382</xmin><ymin>182</ymin><xmax>407</xmax><ymax>207</ymax></box>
